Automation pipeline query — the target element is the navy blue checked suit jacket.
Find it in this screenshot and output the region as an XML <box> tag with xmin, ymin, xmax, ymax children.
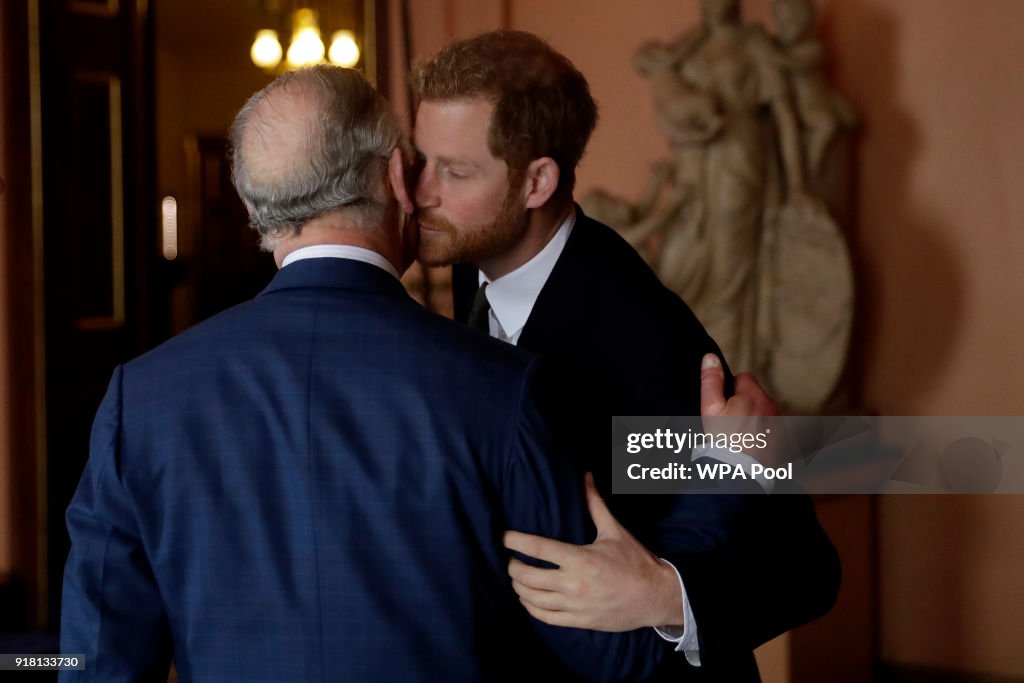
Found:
<box><xmin>59</xmin><ymin>257</ymin><xmax>667</xmax><ymax>682</ymax></box>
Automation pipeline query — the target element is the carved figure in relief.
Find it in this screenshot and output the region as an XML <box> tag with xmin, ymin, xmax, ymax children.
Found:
<box><xmin>584</xmin><ymin>0</ymin><xmax>855</xmax><ymax>411</ymax></box>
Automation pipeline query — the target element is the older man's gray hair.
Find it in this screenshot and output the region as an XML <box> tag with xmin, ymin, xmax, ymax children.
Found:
<box><xmin>229</xmin><ymin>65</ymin><xmax>401</xmax><ymax>251</ymax></box>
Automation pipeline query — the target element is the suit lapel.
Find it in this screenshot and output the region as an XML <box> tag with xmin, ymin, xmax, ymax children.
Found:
<box><xmin>516</xmin><ymin>208</ymin><xmax>599</xmax><ymax>353</ymax></box>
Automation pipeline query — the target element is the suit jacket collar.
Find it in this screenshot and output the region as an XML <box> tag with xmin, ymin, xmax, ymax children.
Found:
<box><xmin>259</xmin><ymin>256</ymin><xmax>410</xmax><ymax>301</ymax></box>
<box><xmin>516</xmin><ymin>205</ymin><xmax>602</xmax><ymax>351</ymax></box>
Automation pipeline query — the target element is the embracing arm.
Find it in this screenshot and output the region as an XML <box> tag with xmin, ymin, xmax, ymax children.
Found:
<box><xmin>505</xmin><ymin>354</ymin><xmax>780</xmax><ymax>629</ymax></box>
<box><xmin>652</xmin><ymin>357</ymin><xmax>840</xmax><ymax>659</ymax></box>
<box><xmin>506</xmin><ymin>473</ymin><xmax>685</xmax><ymax>631</ymax></box>
<box><xmin>506</xmin><ymin>355</ymin><xmax>840</xmax><ymax>667</ymax></box>
<box><xmin>500</xmin><ymin>362</ymin><xmax>668</xmax><ymax>683</ymax></box>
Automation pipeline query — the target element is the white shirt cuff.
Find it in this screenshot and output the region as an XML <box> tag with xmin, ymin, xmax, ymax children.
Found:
<box><xmin>653</xmin><ymin>558</ymin><xmax>702</xmax><ymax>667</ymax></box>
<box><xmin>692</xmin><ymin>445</ymin><xmax>774</xmax><ymax>493</ymax></box>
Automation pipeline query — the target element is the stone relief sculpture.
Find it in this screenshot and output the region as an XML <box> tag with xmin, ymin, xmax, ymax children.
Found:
<box><xmin>584</xmin><ymin>0</ymin><xmax>855</xmax><ymax>412</ymax></box>
<box><xmin>772</xmin><ymin>0</ymin><xmax>857</xmax><ymax>179</ymax></box>
<box><xmin>770</xmin><ymin>0</ymin><xmax>857</xmax><ymax>222</ymax></box>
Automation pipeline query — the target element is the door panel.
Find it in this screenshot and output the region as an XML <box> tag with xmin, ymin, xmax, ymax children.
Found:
<box><xmin>38</xmin><ymin>0</ymin><xmax>166</xmax><ymax>628</ymax></box>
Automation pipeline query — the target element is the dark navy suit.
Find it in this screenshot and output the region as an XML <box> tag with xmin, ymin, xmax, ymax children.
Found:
<box><xmin>59</xmin><ymin>257</ymin><xmax>667</xmax><ymax>682</ymax></box>
<box><xmin>453</xmin><ymin>209</ymin><xmax>841</xmax><ymax>681</ymax></box>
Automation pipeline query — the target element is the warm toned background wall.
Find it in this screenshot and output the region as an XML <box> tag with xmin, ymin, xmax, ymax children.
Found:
<box><xmin>880</xmin><ymin>496</ymin><xmax>1024</xmax><ymax>677</ymax></box>
<box><xmin>406</xmin><ymin>0</ymin><xmax>1024</xmax><ymax>680</ymax></box>
<box><xmin>819</xmin><ymin>1</ymin><xmax>1024</xmax><ymax>678</ymax></box>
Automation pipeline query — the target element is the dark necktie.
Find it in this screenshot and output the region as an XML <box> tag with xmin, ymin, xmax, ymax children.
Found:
<box><xmin>467</xmin><ymin>282</ymin><xmax>491</xmax><ymax>334</ymax></box>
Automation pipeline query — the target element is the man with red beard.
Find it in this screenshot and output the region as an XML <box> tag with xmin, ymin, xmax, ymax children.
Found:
<box><xmin>392</xmin><ymin>31</ymin><xmax>840</xmax><ymax>682</ymax></box>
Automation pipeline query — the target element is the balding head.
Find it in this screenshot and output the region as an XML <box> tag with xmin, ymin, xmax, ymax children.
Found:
<box><xmin>238</xmin><ymin>80</ymin><xmax>319</xmax><ymax>192</ymax></box>
<box><xmin>229</xmin><ymin>66</ymin><xmax>402</xmax><ymax>251</ymax></box>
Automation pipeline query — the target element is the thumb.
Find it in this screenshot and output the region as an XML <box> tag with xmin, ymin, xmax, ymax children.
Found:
<box><xmin>700</xmin><ymin>353</ymin><xmax>726</xmax><ymax>417</ymax></box>
<box><xmin>585</xmin><ymin>472</ymin><xmax>621</xmax><ymax>540</ymax></box>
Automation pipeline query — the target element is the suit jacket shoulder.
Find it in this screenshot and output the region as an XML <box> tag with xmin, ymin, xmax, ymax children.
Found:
<box><xmin>521</xmin><ymin>208</ymin><xmax>728</xmax><ymax>415</ymax></box>
<box><xmin>62</xmin><ymin>257</ymin><xmax>669</xmax><ymax>682</ymax></box>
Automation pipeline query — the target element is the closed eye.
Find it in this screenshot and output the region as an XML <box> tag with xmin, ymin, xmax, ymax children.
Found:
<box><xmin>444</xmin><ymin>167</ymin><xmax>471</xmax><ymax>180</ymax></box>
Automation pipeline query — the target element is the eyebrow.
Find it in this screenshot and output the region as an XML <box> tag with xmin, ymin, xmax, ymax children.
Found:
<box><xmin>414</xmin><ymin>149</ymin><xmax>480</xmax><ymax>170</ymax></box>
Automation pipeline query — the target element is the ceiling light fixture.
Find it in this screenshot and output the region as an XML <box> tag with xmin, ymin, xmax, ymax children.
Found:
<box><xmin>250</xmin><ymin>4</ymin><xmax>361</xmax><ymax>72</ymax></box>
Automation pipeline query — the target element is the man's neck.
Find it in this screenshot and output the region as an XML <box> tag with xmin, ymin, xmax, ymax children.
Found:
<box><xmin>477</xmin><ymin>199</ymin><xmax>573</xmax><ymax>281</ymax></box>
<box><xmin>273</xmin><ymin>208</ymin><xmax>402</xmax><ymax>272</ymax></box>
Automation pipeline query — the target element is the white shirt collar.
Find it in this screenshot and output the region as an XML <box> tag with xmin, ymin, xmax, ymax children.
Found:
<box><xmin>281</xmin><ymin>244</ymin><xmax>400</xmax><ymax>280</ymax></box>
<box><xmin>479</xmin><ymin>208</ymin><xmax>575</xmax><ymax>344</ymax></box>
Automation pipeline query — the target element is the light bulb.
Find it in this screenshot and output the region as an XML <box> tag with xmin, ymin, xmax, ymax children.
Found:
<box><xmin>328</xmin><ymin>30</ymin><xmax>360</xmax><ymax>68</ymax></box>
<box><xmin>286</xmin><ymin>8</ymin><xmax>325</xmax><ymax>68</ymax></box>
<box><xmin>287</xmin><ymin>26</ymin><xmax>325</xmax><ymax>67</ymax></box>
<box><xmin>250</xmin><ymin>29</ymin><xmax>283</xmax><ymax>69</ymax></box>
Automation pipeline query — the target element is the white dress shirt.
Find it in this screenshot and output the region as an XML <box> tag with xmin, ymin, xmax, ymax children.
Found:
<box><xmin>281</xmin><ymin>244</ymin><xmax>400</xmax><ymax>279</ymax></box>
<box><xmin>478</xmin><ymin>212</ymin><xmax>574</xmax><ymax>344</ymax></box>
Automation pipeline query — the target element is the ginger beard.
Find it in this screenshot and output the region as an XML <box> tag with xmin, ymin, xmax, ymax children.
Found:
<box><xmin>415</xmin><ymin>180</ymin><xmax>528</xmax><ymax>268</ymax></box>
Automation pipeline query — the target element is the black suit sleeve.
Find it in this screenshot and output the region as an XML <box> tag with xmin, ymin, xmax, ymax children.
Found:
<box><xmin>606</xmin><ymin>303</ymin><xmax>840</xmax><ymax>667</ymax></box>
<box><xmin>639</xmin><ymin>356</ymin><xmax>841</xmax><ymax>667</ymax></box>
<box><xmin>668</xmin><ymin>493</ymin><xmax>841</xmax><ymax>662</ymax></box>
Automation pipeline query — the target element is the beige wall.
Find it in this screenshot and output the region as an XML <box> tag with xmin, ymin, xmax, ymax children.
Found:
<box><xmin>825</xmin><ymin>0</ymin><xmax>1024</xmax><ymax>417</ymax></box>
<box><xmin>407</xmin><ymin>0</ymin><xmax>1024</xmax><ymax>679</ymax></box>
<box><xmin>880</xmin><ymin>496</ymin><xmax>1024</xmax><ymax>676</ymax></box>
<box><xmin>824</xmin><ymin>1</ymin><xmax>1024</xmax><ymax>678</ymax></box>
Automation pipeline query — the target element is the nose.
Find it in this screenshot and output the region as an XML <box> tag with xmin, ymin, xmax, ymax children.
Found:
<box><xmin>414</xmin><ymin>165</ymin><xmax>439</xmax><ymax>210</ymax></box>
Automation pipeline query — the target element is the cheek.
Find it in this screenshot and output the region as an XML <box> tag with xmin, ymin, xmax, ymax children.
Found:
<box><xmin>443</xmin><ymin>182</ymin><xmax>508</xmax><ymax>226</ymax></box>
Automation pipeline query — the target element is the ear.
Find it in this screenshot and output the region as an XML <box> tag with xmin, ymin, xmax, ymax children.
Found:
<box><xmin>242</xmin><ymin>198</ymin><xmax>256</xmax><ymax>218</ymax></box>
<box><xmin>521</xmin><ymin>157</ymin><xmax>560</xmax><ymax>210</ymax></box>
<box><xmin>388</xmin><ymin>147</ymin><xmax>414</xmax><ymax>215</ymax></box>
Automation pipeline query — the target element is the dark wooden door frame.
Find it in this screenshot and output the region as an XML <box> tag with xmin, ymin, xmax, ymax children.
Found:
<box><xmin>0</xmin><ymin>0</ymin><xmax>167</xmax><ymax>631</ymax></box>
<box><xmin>2</xmin><ymin>0</ymin><xmax>50</xmax><ymax>632</ymax></box>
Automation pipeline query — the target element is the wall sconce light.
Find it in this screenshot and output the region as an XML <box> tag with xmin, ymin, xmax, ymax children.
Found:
<box><xmin>286</xmin><ymin>8</ymin><xmax>325</xmax><ymax>68</ymax></box>
<box><xmin>250</xmin><ymin>5</ymin><xmax>361</xmax><ymax>72</ymax></box>
<box><xmin>250</xmin><ymin>29</ymin><xmax>284</xmax><ymax>69</ymax></box>
<box><xmin>328</xmin><ymin>30</ymin><xmax>360</xmax><ymax>68</ymax></box>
